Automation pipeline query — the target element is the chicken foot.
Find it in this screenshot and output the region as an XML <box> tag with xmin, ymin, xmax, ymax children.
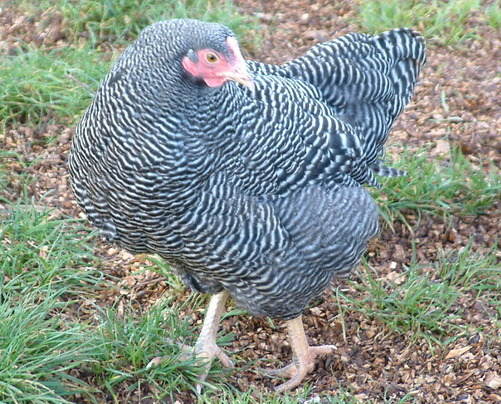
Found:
<box><xmin>262</xmin><ymin>315</ymin><xmax>336</xmax><ymax>392</ymax></box>
<box><xmin>147</xmin><ymin>291</ymin><xmax>233</xmax><ymax>392</ymax></box>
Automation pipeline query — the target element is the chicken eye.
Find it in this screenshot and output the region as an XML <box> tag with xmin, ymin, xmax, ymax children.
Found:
<box><xmin>205</xmin><ymin>52</ymin><xmax>219</xmax><ymax>63</ymax></box>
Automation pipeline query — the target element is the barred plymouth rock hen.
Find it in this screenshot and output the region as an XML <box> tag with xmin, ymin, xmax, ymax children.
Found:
<box><xmin>69</xmin><ymin>19</ymin><xmax>425</xmax><ymax>392</ymax></box>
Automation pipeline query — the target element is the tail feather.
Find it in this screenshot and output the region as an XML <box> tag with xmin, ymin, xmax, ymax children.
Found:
<box><xmin>247</xmin><ymin>28</ymin><xmax>425</xmax><ymax>186</ymax></box>
<box><xmin>371</xmin><ymin>160</ymin><xmax>407</xmax><ymax>178</ymax></box>
<box><xmin>285</xmin><ymin>28</ymin><xmax>425</xmax><ymax>166</ymax></box>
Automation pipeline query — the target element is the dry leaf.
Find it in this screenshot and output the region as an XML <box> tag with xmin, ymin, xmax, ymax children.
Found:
<box><xmin>431</xmin><ymin>139</ymin><xmax>450</xmax><ymax>156</ymax></box>
<box><xmin>386</xmin><ymin>270</ymin><xmax>406</xmax><ymax>285</ymax></box>
<box><xmin>445</xmin><ymin>346</ymin><xmax>472</xmax><ymax>359</ymax></box>
<box><xmin>39</xmin><ymin>245</ymin><xmax>49</xmax><ymax>259</ymax></box>
<box><xmin>485</xmin><ymin>372</ymin><xmax>501</xmax><ymax>389</ymax></box>
<box><xmin>304</xmin><ymin>29</ymin><xmax>329</xmax><ymax>41</ymax></box>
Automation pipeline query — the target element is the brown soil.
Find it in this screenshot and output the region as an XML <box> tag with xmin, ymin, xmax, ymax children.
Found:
<box><xmin>1</xmin><ymin>1</ymin><xmax>500</xmax><ymax>403</ymax></box>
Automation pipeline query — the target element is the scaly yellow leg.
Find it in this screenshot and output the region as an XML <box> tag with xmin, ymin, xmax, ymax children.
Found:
<box><xmin>147</xmin><ymin>291</ymin><xmax>233</xmax><ymax>393</ymax></box>
<box><xmin>263</xmin><ymin>315</ymin><xmax>336</xmax><ymax>392</ymax></box>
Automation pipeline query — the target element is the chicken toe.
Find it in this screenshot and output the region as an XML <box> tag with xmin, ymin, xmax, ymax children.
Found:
<box><xmin>261</xmin><ymin>315</ymin><xmax>336</xmax><ymax>392</ymax></box>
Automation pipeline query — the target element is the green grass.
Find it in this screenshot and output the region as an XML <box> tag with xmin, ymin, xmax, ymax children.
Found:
<box><xmin>0</xmin><ymin>205</ymin><xmax>101</xmax><ymax>297</ymax></box>
<box><xmin>375</xmin><ymin>147</ymin><xmax>501</xmax><ymax>227</ymax></box>
<box><xmin>12</xmin><ymin>0</ymin><xmax>260</xmax><ymax>48</ymax></box>
<box><xmin>0</xmin><ymin>205</ymin><xmax>101</xmax><ymax>403</ymax></box>
<box><xmin>435</xmin><ymin>243</ymin><xmax>500</xmax><ymax>291</ymax></box>
<box><xmin>87</xmin><ymin>301</ymin><xmax>205</xmax><ymax>401</ymax></box>
<box><xmin>485</xmin><ymin>0</ymin><xmax>501</xmax><ymax>28</ymax></box>
<box><xmin>197</xmin><ymin>386</ymin><xmax>418</xmax><ymax>404</ymax></box>
<box><xmin>0</xmin><ymin>204</ymin><xmax>211</xmax><ymax>402</ymax></box>
<box><xmin>0</xmin><ymin>47</ymin><xmax>109</xmax><ymax>129</ymax></box>
<box><xmin>141</xmin><ymin>255</ymin><xmax>187</xmax><ymax>293</ymax></box>
<box><xmin>357</xmin><ymin>0</ymin><xmax>482</xmax><ymax>44</ymax></box>
<box><xmin>339</xmin><ymin>262</ymin><xmax>460</xmax><ymax>344</ymax></box>
<box><xmin>0</xmin><ymin>292</ymin><xmax>100</xmax><ymax>403</ymax></box>
<box><xmin>1</xmin><ymin>0</ymin><xmax>259</xmax><ymax>130</ymax></box>
<box><xmin>197</xmin><ymin>388</ymin><xmax>380</xmax><ymax>404</ymax></box>
<box><xmin>338</xmin><ymin>244</ymin><xmax>499</xmax><ymax>346</ymax></box>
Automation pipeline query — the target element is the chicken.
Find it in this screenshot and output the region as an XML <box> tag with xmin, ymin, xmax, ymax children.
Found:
<box><xmin>68</xmin><ymin>19</ymin><xmax>425</xmax><ymax>392</ymax></box>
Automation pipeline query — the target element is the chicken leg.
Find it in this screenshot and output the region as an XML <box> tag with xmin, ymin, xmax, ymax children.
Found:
<box><xmin>192</xmin><ymin>290</ymin><xmax>233</xmax><ymax>367</ymax></box>
<box><xmin>263</xmin><ymin>315</ymin><xmax>336</xmax><ymax>392</ymax></box>
<box><xmin>147</xmin><ymin>291</ymin><xmax>233</xmax><ymax>392</ymax></box>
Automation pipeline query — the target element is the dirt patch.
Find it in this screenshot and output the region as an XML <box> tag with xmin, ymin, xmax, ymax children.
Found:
<box><xmin>0</xmin><ymin>6</ymin><xmax>67</xmax><ymax>53</ymax></box>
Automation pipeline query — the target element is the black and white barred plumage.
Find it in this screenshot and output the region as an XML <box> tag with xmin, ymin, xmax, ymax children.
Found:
<box><xmin>248</xmin><ymin>28</ymin><xmax>425</xmax><ymax>178</ymax></box>
<box><xmin>69</xmin><ymin>19</ymin><xmax>425</xmax><ymax>320</ymax></box>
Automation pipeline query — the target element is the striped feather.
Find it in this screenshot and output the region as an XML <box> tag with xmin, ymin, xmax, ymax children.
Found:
<box><xmin>69</xmin><ymin>20</ymin><xmax>423</xmax><ymax>319</ymax></box>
